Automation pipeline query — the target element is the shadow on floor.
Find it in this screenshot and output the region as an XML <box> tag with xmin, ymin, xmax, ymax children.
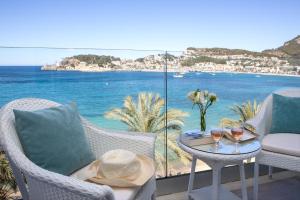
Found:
<box><xmin>233</xmin><ymin>176</ymin><xmax>300</xmax><ymax>200</ymax></box>
<box><xmin>158</xmin><ymin>176</ymin><xmax>300</xmax><ymax>200</ymax></box>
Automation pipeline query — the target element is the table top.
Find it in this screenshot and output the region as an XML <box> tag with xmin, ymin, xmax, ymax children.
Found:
<box><xmin>178</xmin><ymin>135</ymin><xmax>261</xmax><ymax>156</ymax></box>
<box><xmin>191</xmin><ymin>139</ymin><xmax>261</xmax><ymax>155</ymax></box>
<box><xmin>178</xmin><ymin>134</ymin><xmax>261</xmax><ymax>164</ymax></box>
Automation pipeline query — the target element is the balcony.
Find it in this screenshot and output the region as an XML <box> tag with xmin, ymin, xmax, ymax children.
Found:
<box><xmin>0</xmin><ymin>47</ymin><xmax>299</xmax><ymax>200</ymax></box>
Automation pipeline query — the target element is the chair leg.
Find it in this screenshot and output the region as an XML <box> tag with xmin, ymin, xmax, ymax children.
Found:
<box><xmin>268</xmin><ymin>166</ymin><xmax>273</xmax><ymax>179</ymax></box>
<box><xmin>253</xmin><ymin>162</ymin><xmax>259</xmax><ymax>200</ymax></box>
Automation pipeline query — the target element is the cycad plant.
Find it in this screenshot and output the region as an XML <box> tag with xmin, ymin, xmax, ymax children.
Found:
<box><xmin>105</xmin><ymin>92</ymin><xmax>190</xmax><ymax>175</ymax></box>
<box><xmin>0</xmin><ymin>151</ymin><xmax>17</xmax><ymax>200</ymax></box>
<box><xmin>220</xmin><ymin>100</ymin><xmax>261</xmax><ymax>128</ymax></box>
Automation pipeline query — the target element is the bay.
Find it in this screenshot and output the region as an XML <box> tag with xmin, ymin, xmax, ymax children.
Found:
<box><xmin>1</xmin><ymin>66</ymin><xmax>300</xmax><ymax>132</ymax></box>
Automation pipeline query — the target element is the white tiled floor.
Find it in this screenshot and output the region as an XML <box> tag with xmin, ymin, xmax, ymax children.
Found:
<box><xmin>157</xmin><ymin>171</ymin><xmax>300</xmax><ymax>200</ymax></box>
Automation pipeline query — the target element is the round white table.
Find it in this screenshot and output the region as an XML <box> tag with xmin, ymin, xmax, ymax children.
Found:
<box><xmin>177</xmin><ymin>137</ymin><xmax>261</xmax><ymax>200</ymax></box>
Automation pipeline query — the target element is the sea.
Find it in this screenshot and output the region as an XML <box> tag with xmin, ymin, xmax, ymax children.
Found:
<box><xmin>1</xmin><ymin>66</ymin><xmax>300</xmax><ymax>132</ymax></box>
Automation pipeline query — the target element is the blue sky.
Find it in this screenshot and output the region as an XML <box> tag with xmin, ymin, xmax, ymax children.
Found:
<box><xmin>0</xmin><ymin>0</ymin><xmax>299</xmax><ymax>65</ymax></box>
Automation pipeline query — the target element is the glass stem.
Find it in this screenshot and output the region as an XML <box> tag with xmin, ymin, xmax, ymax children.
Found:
<box><xmin>235</xmin><ymin>142</ymin><xmax>239</xmax><ymax>152</ymax></box>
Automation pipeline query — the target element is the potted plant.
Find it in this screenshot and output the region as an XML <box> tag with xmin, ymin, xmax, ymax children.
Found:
<box><xmin>188</xmin><ymin>89</ymin><xmax>217</xmax><ymax>133</ymax></box>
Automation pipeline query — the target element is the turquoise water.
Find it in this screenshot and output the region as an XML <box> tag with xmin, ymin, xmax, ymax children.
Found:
<box><xmin>1</xmin><ymin>66</ymin><xmax>300</xmax><ymax>131</ymax></box>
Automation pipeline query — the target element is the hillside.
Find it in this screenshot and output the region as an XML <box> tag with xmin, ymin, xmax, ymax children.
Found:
<box><xmin>63</xmin><ymin>54</ymin><xmax>121</xmax><ymax>67</ymax></box>
<box><xmin>263</xmin><ymin>35</ymin><xmax>300</xmax><ymax>65</ymax></box>
<box><xmin>180</xmin><ymin>56</ymin><xmax>226</xmax><ymax>66</ymax></box>
<box><xmin>186</xmin><ymin>47</ymin><xmax>271</xmax><ymax>57</ymax></box>
<box><xmin>42</xmin><ymin>35</ymin><xmax>300</xmax><ymax>75</ymax></box>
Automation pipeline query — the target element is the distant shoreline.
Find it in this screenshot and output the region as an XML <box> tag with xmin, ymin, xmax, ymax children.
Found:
<box><xmin>198</xmin><ymin>70</ymin><xmax>300</xmax><ymax>78</ymax></box>
<box><xmin>41</xmin><ymin>67</ymin><xmax>300</xmax><ymax>77</ymax></box>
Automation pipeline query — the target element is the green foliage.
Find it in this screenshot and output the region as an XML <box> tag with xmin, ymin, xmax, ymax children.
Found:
<box><xmin>220</xmin><ymin>100</ymin><xmax>261</xmax><ymax>128</ymax></box>
<box><xmin>187</xmin><ymin>47</ymin><xmax>197</xmax><ymax>51</ymax></box>
<box><xmin>0</xmin><ymin>151</ymin><xmax>17</xmax><ymax>200</ymax></box>
<box><xmin>158</xmin><ymin>53</ymin><xmax>177</xmax><ymax>61</ymax></box>
<box><xmin>135</xmin><ymin>58</ymin><xmax>144</xmax><ymax>63</ymax></box>
<box><xmin>187</xmin><ymin>47</ymin><xmax>271</xmax><ymax>57</ymax></box>
<box><xmin>105</xmin><ymin>92</ymin><xmax>191</xmax><ymax>175</ymax></box>
<box><xmin>288</xmin><ymin>57</ymin><xmax>300</xmax><ymax>66</ymax></box>
<box><xmin>181</xmin><ymin>56</ymin><xmax>226</xmax><ymax>66</ymax></box>
<box><xmin>105</xmin><ymin>92</ymin><xmax>188</xmax><ymax>133</ymax></box>
<box><xmin>70</xmin><ymin>54</ymin><xmax>120</xmax><ymax>66</ymax></box>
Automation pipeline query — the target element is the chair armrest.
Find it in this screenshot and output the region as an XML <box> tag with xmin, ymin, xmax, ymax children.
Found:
<box><xmin>82</xmin><ymin>120</ymin><xmax>156</xmax><ymax>159</ymax></box>
<box><xmin>25</xmin><ymin>170</ymin><xmax>114</xmax><ymax>200</ymax></box>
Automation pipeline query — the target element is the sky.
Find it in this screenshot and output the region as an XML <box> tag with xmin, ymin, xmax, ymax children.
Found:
<box><xmin>0</xmin><ymin>0</ymin><xmax>299</xmax><ymax>65</ymax></box>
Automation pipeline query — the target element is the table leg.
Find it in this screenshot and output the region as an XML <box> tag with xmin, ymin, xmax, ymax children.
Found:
<box><xmin>253</xmin><ymin>162</ymin><xmax>259</xmax><ymax>200</ymax></box>
<box><xmin>218</xmin><ymin>167</ymin><xmax>222</xmax><ymax>185</ymax></box>
<box><xmin>212</xmin><ymin>165</ymin><xmax>221</xmax><ymax>200</ymax></box>
<box><xmin>188</xmin><ymin>155</ymin><xmax>197</xmax><ymax>194</ymax></box>
<box><xmin>239</xmin><ymin>162</ymin><xmax>248</xmax><ymax>200</ymax></box>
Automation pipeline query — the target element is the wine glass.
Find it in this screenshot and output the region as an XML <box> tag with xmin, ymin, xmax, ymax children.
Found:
<box><xmin>211</xmin><ymin>128</ymin><xmax>224</xmax><ymax>148</ymax></box>
<box><xmin>231</xmin><ymin>127</ymin><xmax>244</xmax><ymax>152</ymax></box>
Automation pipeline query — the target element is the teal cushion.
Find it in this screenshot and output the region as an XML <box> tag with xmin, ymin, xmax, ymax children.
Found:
<box><xmin>13</xmin><ymin>103</ymin><xmax>95</xmax><ymax>175</ymax></box>
<box><xmin>270</xmin><ymin>93</ymin><xmax>300</xmax><ymax>134</ymax></box>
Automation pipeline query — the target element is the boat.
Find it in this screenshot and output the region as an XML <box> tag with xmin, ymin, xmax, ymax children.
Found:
<box><xmin>173</xmin><ymin>72</ymin><xmax>183</xmax><ymax>78</ymax></box>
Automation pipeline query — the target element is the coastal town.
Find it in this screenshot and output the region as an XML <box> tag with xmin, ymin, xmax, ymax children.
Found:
<box><xmin>42</xmin><ymin>36</ymin><xmax>300</xmax><ymax>76</ymax></box>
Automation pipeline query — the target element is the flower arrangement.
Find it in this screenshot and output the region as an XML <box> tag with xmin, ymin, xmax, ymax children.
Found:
<box><xmin>188</xmin><ymin>89</ymin><xmax>217</xmax><ymax>132</ymax></box>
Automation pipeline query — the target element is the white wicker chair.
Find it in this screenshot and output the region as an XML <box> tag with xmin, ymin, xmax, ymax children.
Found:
<box><xmin>0</xmin><ymin>98</ymin><xmax>157</xmax><ymax>200</ymax></box>
<box><xmin>246</xmin><ymin>88</ymin><xmax>300</xmax><ymax>200</ymax></box>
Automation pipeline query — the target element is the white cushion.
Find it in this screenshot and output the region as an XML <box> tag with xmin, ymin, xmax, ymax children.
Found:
<box><xmin>262</xmin><ymin>133</ymin><xmax>300</xmax><ymax>157</ymax></box>
<box><xmin>70</xmin><ymin>161</ymin><xmax>140</xmax><ymax>200</ymax></box>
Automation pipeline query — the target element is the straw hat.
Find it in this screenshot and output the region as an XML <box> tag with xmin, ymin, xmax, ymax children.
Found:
<box><xmin>88</xmin><ymin>149</ymin><xmax>155</xmax><ymax>187</ymax></box>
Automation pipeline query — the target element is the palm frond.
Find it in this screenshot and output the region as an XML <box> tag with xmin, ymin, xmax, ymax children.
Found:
<box><xmin>105</xmin><ymin>92</ymin><xmax>190</xmax><ymax>172</ymax></box>
<box><xmin>220</xmin><ymin>118</ymin><xmax>241</xmax><ymax>128</ymax></box>
<box><xmin>166</xmin><ymin>139</ymin><xmax>192</xmax><ymax>165</ymax></box>
<box><xmin>220</xmin><ymin>100</ymin><xmax>261</xmax><ymax>128</ymax></box>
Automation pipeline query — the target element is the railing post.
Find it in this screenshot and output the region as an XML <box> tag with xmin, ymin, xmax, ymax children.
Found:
<box><xmin>164</xmin><ymin>50</ymin><xmax>168</xmax><ymax>177</ymax></box>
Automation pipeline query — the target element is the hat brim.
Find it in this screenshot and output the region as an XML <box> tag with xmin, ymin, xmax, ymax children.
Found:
<box><xmin>88</xmin><ymin>155</ymin><xmax>155</xmax><ymax>187</ymax></box>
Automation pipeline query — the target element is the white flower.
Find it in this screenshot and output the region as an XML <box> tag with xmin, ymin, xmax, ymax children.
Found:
<box><xmin>204</xmin><ymin>90</ymin><xmax>209</xmax><ymax>97</ymax></box>
<box><xmin>199</xmin><ymin>92</ymin><xmax>205</xmax><ymax>104</ymax></box>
